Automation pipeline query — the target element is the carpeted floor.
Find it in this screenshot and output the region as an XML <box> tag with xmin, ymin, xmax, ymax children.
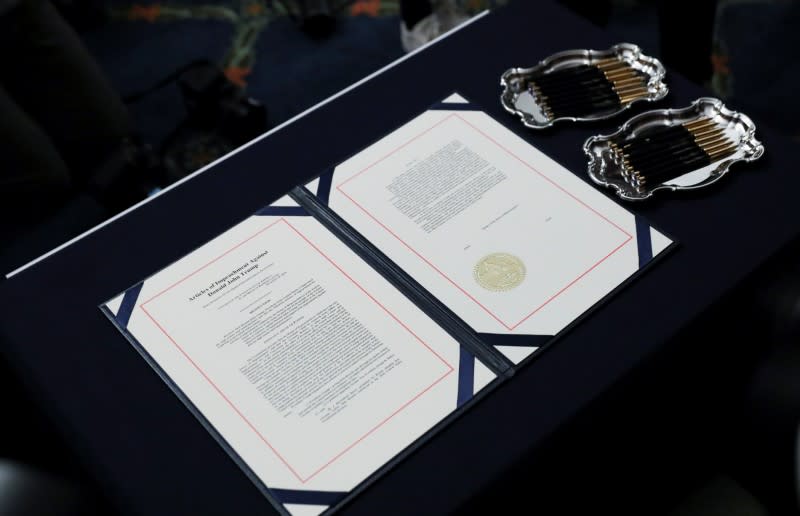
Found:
<box><xmin>76</xmin><ymin>0</ymin><xmax>799</xmax><ymax>178</ymax></box>
<box><xmin>80</xmin><ymin>0</ymin><xmax>507</xmax><ymax>162</ymax></box>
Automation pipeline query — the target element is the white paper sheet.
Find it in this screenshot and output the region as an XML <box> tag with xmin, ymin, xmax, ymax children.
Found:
<box><xmin>103</xmin><ymin>211</ymin><xmax>494</xmax><ymax>514</ymax></box>
<box><xmin>321</xmin><ymin>94</ymin><xmax>672</xmax><ymax>360</ymax></box>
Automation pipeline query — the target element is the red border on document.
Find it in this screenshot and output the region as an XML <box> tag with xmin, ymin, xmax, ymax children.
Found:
<box><xmin>335</xmin><ymin>113</ymin><xmax>634</xmax><ymax>331</ymax></box>
<box><xmin>138</xmin><ymin>218</ymin><xmax>454</xmax><ymax>483</ymax></box>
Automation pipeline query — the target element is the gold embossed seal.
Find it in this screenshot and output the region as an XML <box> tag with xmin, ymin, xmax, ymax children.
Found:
<box><xmin>473</xmin><ymin>253</ymin><xmax>526</xmax><ymax>292</ymax></box>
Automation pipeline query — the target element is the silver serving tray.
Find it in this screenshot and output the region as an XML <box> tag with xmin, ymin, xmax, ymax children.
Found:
<box><xmin>500</xmin><ymin>43</ymin><xmax>668</xmax><ymax>129</ymax></box>
<box><xmin>583</xmin><ymin>97</ymin><xmax>764</xmax><ymax>201</ymax></box>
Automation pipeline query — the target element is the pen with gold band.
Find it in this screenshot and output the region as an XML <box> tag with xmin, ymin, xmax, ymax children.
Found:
<box><xmin>611</xmin><ymin>118</ymin><xmax>739</xmax><ymax>187</ymax></box>
<box><xmin>530</xmin><ymin>59</ymin><xmax>650</xmax><ymax>118</ymax></box>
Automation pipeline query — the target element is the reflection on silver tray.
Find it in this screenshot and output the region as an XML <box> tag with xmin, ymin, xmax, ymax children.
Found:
<box><xmin>500</xmin><ymin>43</ymin><xmax>668</xmax><ymax>129</ymax></box>
<box><xmin>583</xmin><ymin>97</ymin><xmax>764</xmax><ymax>201</ymax></box>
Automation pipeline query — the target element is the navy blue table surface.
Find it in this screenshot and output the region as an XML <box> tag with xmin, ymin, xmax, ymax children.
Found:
<box><xmin>0</xmin><ymin>2</ymin><xmax>793</xmax><ymax>515</ymax></box>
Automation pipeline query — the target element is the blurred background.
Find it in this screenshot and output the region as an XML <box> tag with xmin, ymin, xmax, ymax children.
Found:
<box><xmin>1</xmin><ymin>0</ymin><xmax>799</xmax><ymax>514</ymax></box>
<box><xmin>2</xmin><ymin>0</ymin><xmax>799</xmax><ymax>272</ymax></box>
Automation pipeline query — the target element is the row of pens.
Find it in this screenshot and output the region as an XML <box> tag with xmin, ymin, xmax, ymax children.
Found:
<box><xmin>527</xmin><ymin>58</ymin><xmax>739</xmax><ymax>187</ymax></box>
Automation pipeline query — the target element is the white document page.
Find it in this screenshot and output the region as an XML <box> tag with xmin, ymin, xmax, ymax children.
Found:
<box><xmin>104</xmin><ymin>212</ymin><xmax>494</xmax><ymax>514</ymax></box>
<box><xmin>323</xmin><ymin>99</ymin><xmax>671</xmax><ymax>341</ymax></box>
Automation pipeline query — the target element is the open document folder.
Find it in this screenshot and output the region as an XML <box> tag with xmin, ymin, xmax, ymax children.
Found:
<box><xmin>102</xmin><ymin>93</ymin><xmax>673</xmax><ymax>515</ymax></box>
